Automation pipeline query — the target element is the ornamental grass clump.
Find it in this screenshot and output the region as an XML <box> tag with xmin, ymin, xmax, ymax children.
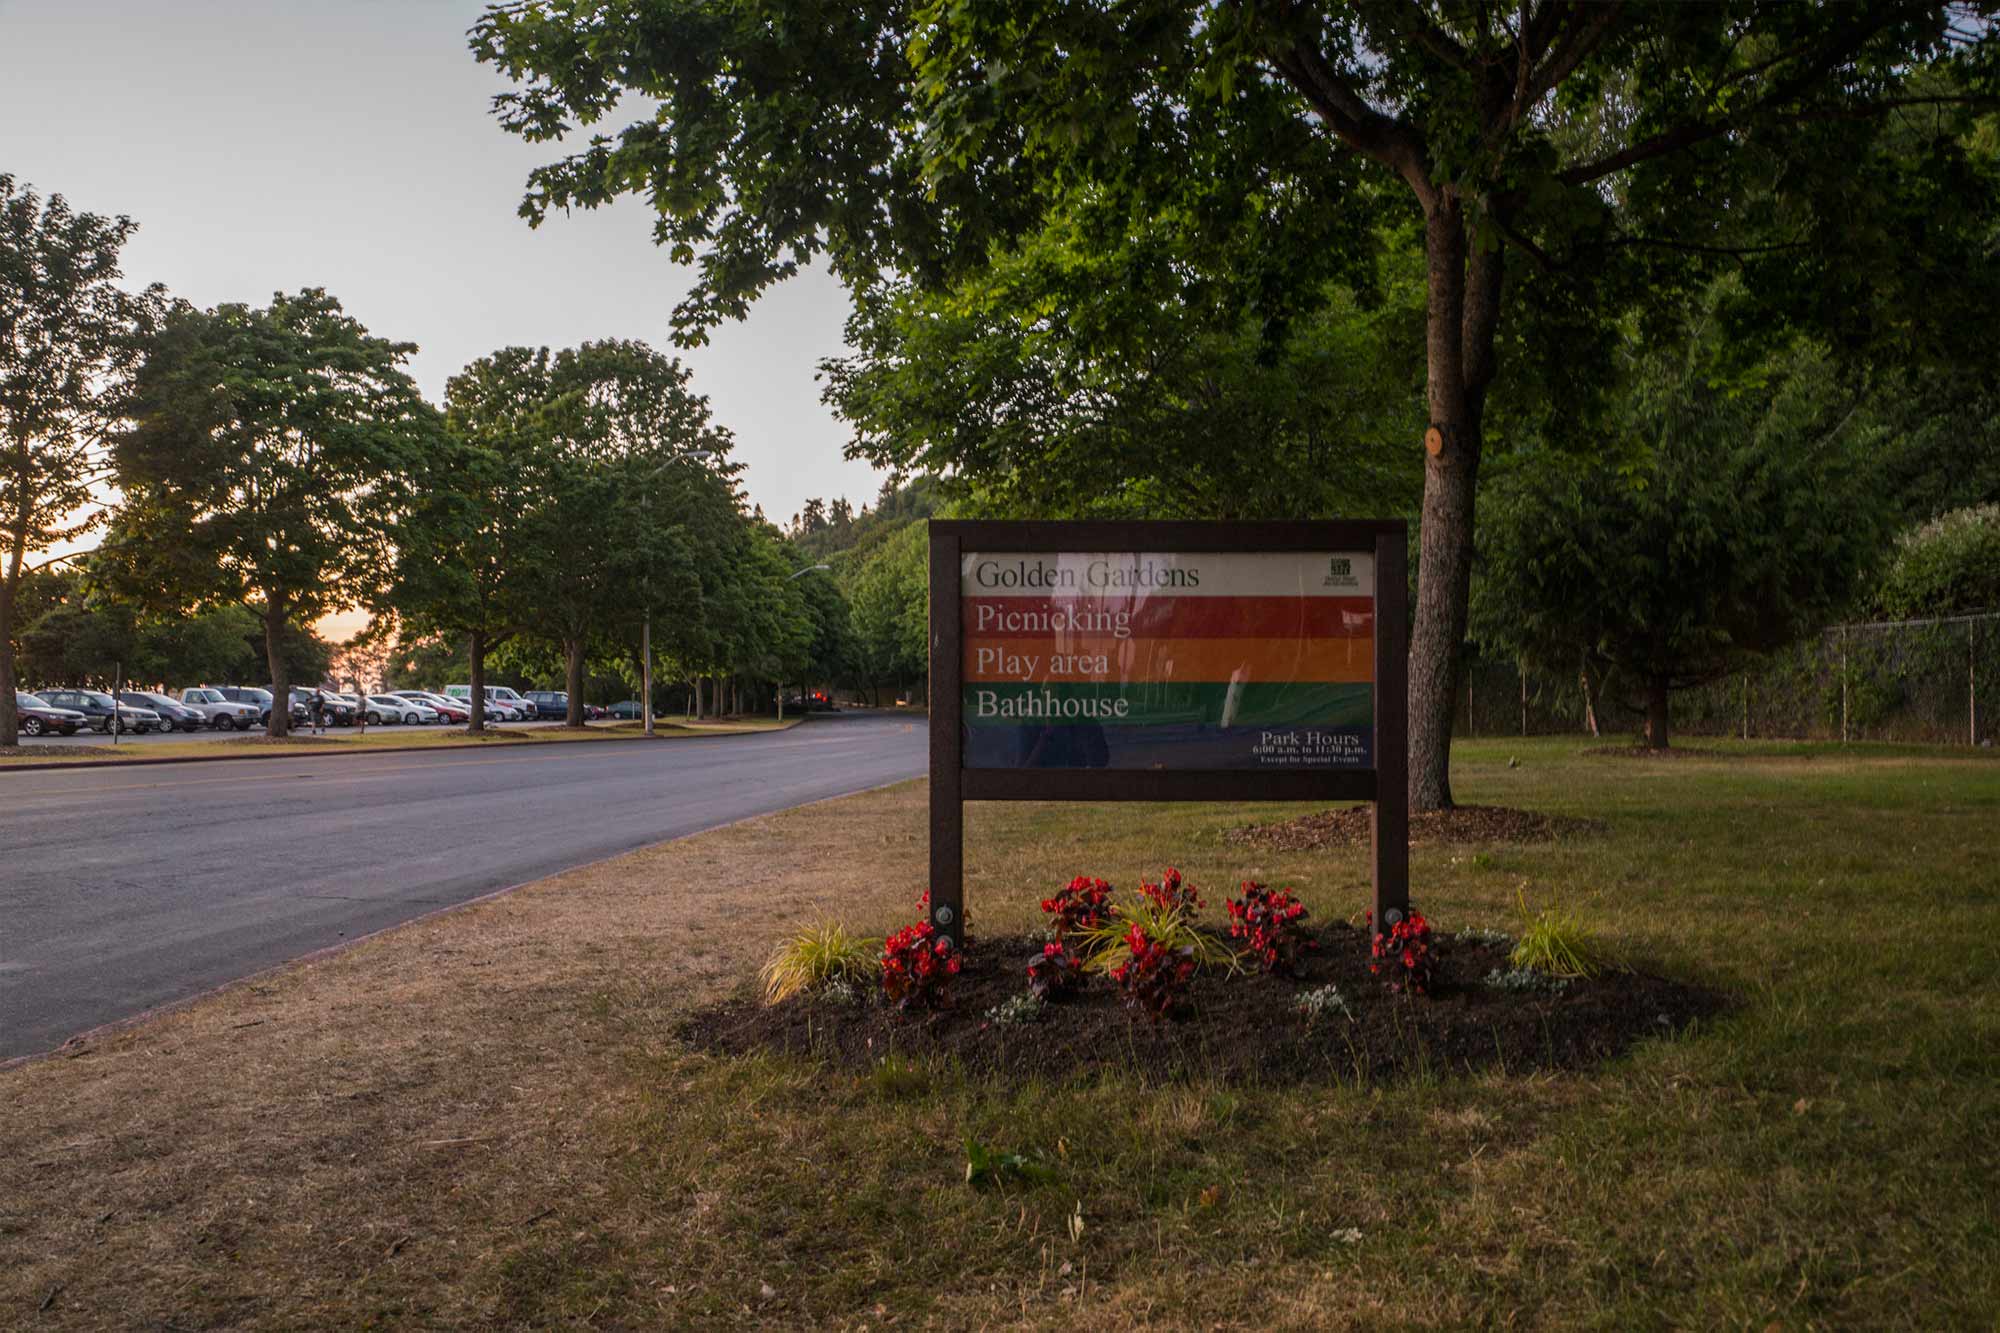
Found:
<box><xmin>759</xmin><ymin>921</ymin><xmax>880</xmax><ymax>1004</ymax></box>
<box><xmin>1075</xmin><ymin>873</ymin><xmax>1235</xmax><ymax>980</ymax></box>
<box><xmin>880</xmin><ymin>891</ymin><xmax>963</xmax><ymax>1010</ymax></box>
<box><xmin>1509</xmin><ymin>892</ymin><xmax>1607</xmax><ymax>979</ymax></box>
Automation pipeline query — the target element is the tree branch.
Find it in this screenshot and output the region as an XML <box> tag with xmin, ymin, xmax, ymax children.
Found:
<box><xmin>1266</xmin><ymin>41</ymin><xmax>1435</xmax><ymax>206</ymax></box>
<box><xmin>1555</xmin><ymin>6</ymin><xmax>1932</xmax><ymax>187</ymax></box>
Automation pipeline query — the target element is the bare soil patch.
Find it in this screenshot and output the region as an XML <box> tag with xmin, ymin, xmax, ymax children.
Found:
<box><xmin>683</xmin><ymin>929</ymin><xmax>1719</xmax><ymax>1085</ymax></box>
<box><xmin>1226</xmin><ymin>802</ymin><xmax>1604</xmax><ymax>851</ymax></box>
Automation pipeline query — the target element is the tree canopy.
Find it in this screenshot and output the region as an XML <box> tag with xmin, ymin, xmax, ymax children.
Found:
<box><xmin>109</xmin><ymin>289</ymin><xmax>441</xmax><ymax>735</ymax></box>
<box><xmin>473</xmin><ymin>0</ymin><xmax>2000</xmax><ymax>806</ymax></box>
<box><xmin>0</xmin><ymin>175</ymin><xmax>163</xmax><ymax>744</ymax></box>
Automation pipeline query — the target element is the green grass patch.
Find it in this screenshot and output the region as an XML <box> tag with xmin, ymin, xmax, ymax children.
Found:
<box><xmin>607</xmin><ymin>737</ymin><xmax>2000</xmax><ymax>1326</ymax></box>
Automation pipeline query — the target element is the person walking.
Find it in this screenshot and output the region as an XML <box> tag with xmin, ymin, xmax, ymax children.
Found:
<box><xmin>311</xmin><ymin>688</ymin><xmax>327</xmax><ymax>736</ymax></box>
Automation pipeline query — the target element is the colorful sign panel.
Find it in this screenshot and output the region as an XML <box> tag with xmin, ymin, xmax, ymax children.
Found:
<box><xmin>960</xmin><ymin>551</ymin><xmax>1377</xmax><ymax>770</ymax></box>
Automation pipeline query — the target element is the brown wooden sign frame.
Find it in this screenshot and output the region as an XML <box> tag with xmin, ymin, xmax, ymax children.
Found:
<box><xmin>927</xmin><ymin>519</ymin><xmax>1408</xmax><ymax>946</ymax></box>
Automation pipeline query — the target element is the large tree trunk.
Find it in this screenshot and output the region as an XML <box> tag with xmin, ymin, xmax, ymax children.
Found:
<box><xmin>264</xmin><ymin>596</ymin><xmax>292</xmax><ymax>739</ymax></box>
<box><xmin>564</xmin><ymin>638</ymin><xmax>585</xmax><ymax>726</ymax></box>
<box><xmin>468</xmin><ymin>628</ymin><xmax>487</xmax><ymax>733</ymax></box>
<box><xmin>0</xmin><ymin>547</ymin><xmax>19</xmax><ymax>748</ymax></box>
<box><xmin>1407</xmin><ymin>194</ymin><xmax>1503</xmax><ymax>811</ymax></box>
<box><xmin>1644</xmin><ymin>677</ymin><xmax>1672</xmax><ymax>749</ymax></box>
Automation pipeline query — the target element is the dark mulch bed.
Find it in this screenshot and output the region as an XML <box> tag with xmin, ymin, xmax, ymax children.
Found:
<box><xmin>680</xmin><ymin>928</ymin><xmax>1723</xmax><ymax>1086</ymax></box>
<box><xmin>1225</xmin><ymin>803</ymin><xmax>1604</xmax><ymax>852</ymax></box>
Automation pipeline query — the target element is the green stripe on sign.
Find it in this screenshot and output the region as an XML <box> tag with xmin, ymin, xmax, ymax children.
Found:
<box><xmin>963</xmin><ymin>682</ymin><xmax>1373</xmax><ymax>728</ymax></box>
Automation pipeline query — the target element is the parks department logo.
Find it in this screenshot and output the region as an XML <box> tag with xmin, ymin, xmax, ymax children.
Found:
<box><xmin>1322</xmin><ymin>556</ymin><xmax>1359</xmax><ymax>589</ymax></box>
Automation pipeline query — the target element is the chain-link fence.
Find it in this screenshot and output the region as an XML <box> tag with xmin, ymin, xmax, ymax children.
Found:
<box><xmin>1457</xmin><ymin>611</ymin><xmax>2000</xmax><ymax>746</ymax></box>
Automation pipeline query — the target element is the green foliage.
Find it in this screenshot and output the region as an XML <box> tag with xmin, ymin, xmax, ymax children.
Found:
<box><xmin>1074</xmin><ymin>895</ymin><xmax>1235</xmax><ymax>979</ymax></box>
<box><xmin>843</xmin><ymin>521</ymin><xmax>928</xmax><ymax>693</ymax></box>
<box><xmin>1876</xmin><ymin>505</ymin><xmax>2000</xmax><ymax>619</ymax></box>
<box><xmin>1509</xmin><ymin>895</ymin><xmax>1608</xmax><ymax>981</ymax></box>
<box><xmin>963</xmin><ymin>1138</ymin><xmax>1056</xmax><ymax>1188</ymax></box>
<box><xmin>759</xmin><ymin>922</ymin><xmax>880</xmax><ymax>1005</ymax></box>
<box><xmin>0</xmin><ymin>174</ymin><xmax>165</xmax><ymax>743</ymax></box>
<box><xmin>108</xmin><ymin>289</ymin><xmax>440</xmax><ymax>731</ymax></box>
<box><xmin>1472</xmin><ymin>291</ymin><xmax>1892</xmax><ymax>744</ymax></box>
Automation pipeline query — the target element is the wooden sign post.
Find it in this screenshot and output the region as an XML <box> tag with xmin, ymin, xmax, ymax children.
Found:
<box><xmin>928</xmin><ymin>520</ymin><xmax>1408</xmax><ymax>946</ymax></box>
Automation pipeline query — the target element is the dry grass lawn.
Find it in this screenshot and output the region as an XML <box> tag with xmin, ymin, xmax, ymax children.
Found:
<box><xmin>3</xmin><ymin>738</ymin><xmax>1996</xmax><ymax>1328</ymax></box>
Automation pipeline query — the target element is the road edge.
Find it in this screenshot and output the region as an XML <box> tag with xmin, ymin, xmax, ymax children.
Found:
<box><xmin>0</xmin><ymin>717</ymin><xmax>806</xmax><ymax>775</ymax></box>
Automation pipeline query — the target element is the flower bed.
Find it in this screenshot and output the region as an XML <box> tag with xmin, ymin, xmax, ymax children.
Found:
<box><xmin>683</xmin><ymin>925</ymin><xmax>1721</xmax><ymax>1085</ymax></box>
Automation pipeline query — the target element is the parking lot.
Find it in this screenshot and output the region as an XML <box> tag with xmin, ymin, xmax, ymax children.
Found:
<box><xmin>20</xmin><ymin>717</ymin><xmax>594</xmax><ymax>747</ymax></box>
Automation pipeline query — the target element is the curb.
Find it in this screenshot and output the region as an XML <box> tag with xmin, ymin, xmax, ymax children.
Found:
<box><xmin>0</xmin><ymin>718</ymin><xmax>806</xmax><ymax>775</ymax></box>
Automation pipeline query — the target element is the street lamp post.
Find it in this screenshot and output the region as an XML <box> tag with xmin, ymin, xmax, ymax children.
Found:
<box><xmin>643</xmin><ymin>450</ymin><xmax>716</xmax><ymax>738</ymax></box>
<box><xmin>777</xmin><ymin>563</ymin><xmax>832</xmax><ymax>722</ymax></box>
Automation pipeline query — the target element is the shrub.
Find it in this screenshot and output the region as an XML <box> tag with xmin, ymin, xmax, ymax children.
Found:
<box><xmin>1026</xmin><ymin>941</ymin><xmax>1084</xmax><ymax>1000</ymax></box>
<box><xmin>1139</xmin><ymin>866</ymin><xmax>1203</xmax><ymax>915</ymax></box>
<box><xmin>1368</xmin><ymin>909</ymin><xmax>1436</xmax><ymax>996</ymax></box>
<box><xmin>1040</xmin><ymin>875</ymin><xmax>1114</xmax><ymax>940</ymax></box>
<box><xmin>1106</xmin><ymin>922</ymin><xmax>1198</xmax><ymax>1020</ymax></box>
<box><xmin>759</xmin><ymin>921</ymin><xmax>879</xmax><ymax>1004</ymax></box>
<box><xmin>1877</xmin><ymin>503</ymin><xmax>2000</xmax><ymax>619</ymax></box>
<box><xmin>880</xmin><ymin>892</ymin><xmax>963</xmax><ymax>1010</ymax></box>
<box><xmin>1509</xmin><ymin>894</ymin><xmax>1606</xmax><ymax>979</ymax></box>
<box><xmin>1225</xmin><ymin>881</ymin><xmax>1314</xmax><ymax>973</ymax></box>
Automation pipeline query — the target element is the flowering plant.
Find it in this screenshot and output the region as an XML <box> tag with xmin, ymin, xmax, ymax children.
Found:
<box><xmin>1225</xmin><ymin>882</ymin><xmax>1315</xmax><ymax>973</ymax></box>
<box><xmin>1107</xmin><ymin>922</ymin><xmax>1197</xmax><ymax>1019</ymax></box>
<box><xmin>1026</xmin><ymin>940</ymin><xmax>1084</xmax><ymax>1000</ymax></box>
<box><xmin>1040</xmin><ymin>875</ymin><xmax>1115</xmax><ymax>940</ymax></box>
<box><xmin>1138</xmin><ymin>866</ymin><xmax>1203</xmax><ymax>915</ymax></box>
<box><xmin>880</xmin><ymin>891</ymin><xmax>962</xmax><ymax>1009</ymax></box>
<box><xmin>1368</xmin><ymin>909</ymin><xmax>1436</xmax><ymax>996</ymax></box>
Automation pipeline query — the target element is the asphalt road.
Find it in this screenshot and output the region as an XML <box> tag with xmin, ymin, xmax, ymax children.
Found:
<box><xmin>0</xmin><ymin>711</ymin><xmax>926</xmax><ymax>1062</ymax></box>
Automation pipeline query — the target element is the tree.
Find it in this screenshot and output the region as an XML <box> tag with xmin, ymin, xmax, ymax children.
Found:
<box><xmin>1472</xmin><ymin>309</ymin><xmax>1888</xmax><ymax>748</ymax></box>
<box><xmin>845</xmin><ymin>522</ymin><xmax>929</xmax><ymax>703</ymax></box>
<box><xmin>529</xmin><ymin>340</ymin><xmax>736</xmax><ymax>726</ymax></box>
<box><xmin>109</xmin><ymin>290</ymin><xmax>439</xmax><ymax>736</ymax></box>
<box><xmin>389</xmin><ymin>347</ymin><xmax>550</xmax><ymax>733</ymax></box>
<box><xmin>474</xmin><ymin>0</ymin><xmax>2000</xmax><ymax>807</ymax></box>
<box><xmin>0</xmin><ymin>175</ymin><xmax>161</xmax><ymax>745</ymax></box>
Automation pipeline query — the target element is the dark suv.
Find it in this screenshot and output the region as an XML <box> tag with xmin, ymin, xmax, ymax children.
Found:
<box><xmin>291</xmin><ymin>688</ymin><xmax>356</xmax><ymax>727</ymax></box>
<box><xmin>524</xmin><ymin>690</ymin><xmax>570</xmax><ymax>720</ymax></box>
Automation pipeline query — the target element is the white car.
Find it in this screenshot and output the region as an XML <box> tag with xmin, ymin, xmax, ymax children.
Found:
<box><xmin>177</xmin><ymin>687</ymin><xmax>263</xmax><ymax>730</ymax></box>
<box><xmin>366</xmin><ymin>694</ymin><xmax>436</xmax><ymax>725</ymax></box>
<box><xmin>444</xmin><ymin>685</ymin><xmax>527</xmax><ymax>721</ymax></box>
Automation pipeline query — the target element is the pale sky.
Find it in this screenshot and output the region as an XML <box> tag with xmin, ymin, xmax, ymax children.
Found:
<box><xmin>0</xmin><ymin>0</ymin><xmax>883</xmax><ymax>547</ymax></box>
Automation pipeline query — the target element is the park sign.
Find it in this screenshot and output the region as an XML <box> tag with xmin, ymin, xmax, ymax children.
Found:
<box><xmin>928</xmin><ymin>520</ymin><xmax>1409</xmax><ymax>947</ymax></box>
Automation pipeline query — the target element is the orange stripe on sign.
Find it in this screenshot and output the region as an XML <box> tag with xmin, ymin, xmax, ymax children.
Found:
<box><xmin>963</xmin><ymin>637</ymin><xmax>1376</xmax><ymax>684</ymax></box>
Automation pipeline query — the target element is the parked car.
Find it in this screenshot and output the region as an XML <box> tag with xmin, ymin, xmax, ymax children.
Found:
<box><xmin>292</xmin><ymin>688</ymin><xmax>357</xmax><ymax>727</ymax></box>
<box><xmin>215</xmin><ymin>686</ymin><xmax>308</xmax><ymax>727</ymax></box>
<box><xmin>119</xmin><ymin>690</ymin><xmax>205</xmax><ymax>733</ymax></box>
<box><xmin>35</xmin><ymin>688</ymin><xmax>159</xmax><ymax>734</ymax></box>
<box><xmin>364</xmin><ymin>694</ymin><xmax>435</xmax><ymax>725</ymax></box>
<box><xmin>178</xmin><ymin>687</ymin><xmax>263</xmax><ymax>730</ymax></box>
<box><xmin>609</xmin><ymin>699</ymin><xmax>643</xmax><ymax>720</ymax></box>
<box><xmin>584</xmin><ymin>703</ymin><xmax>607</xmax><ymax>721</ymax></box>
<box><xmin>524</xmin><ymin>690</ymin><xmax>569</xmax><ymax>720</ymax></box>
<box><xmin>14</xmin><ymin>692</ymin><xmax>86</xmax><ymax>737</ymax></box>
<box><xmin>395</xmin><ymin>690</ymin><xmax>468</xmax><ymax>723</ymax></box>
<box><xmin>444</xmin><ymin>685</ymin><xmax>527</xmax><ymax>721</ymax></box>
